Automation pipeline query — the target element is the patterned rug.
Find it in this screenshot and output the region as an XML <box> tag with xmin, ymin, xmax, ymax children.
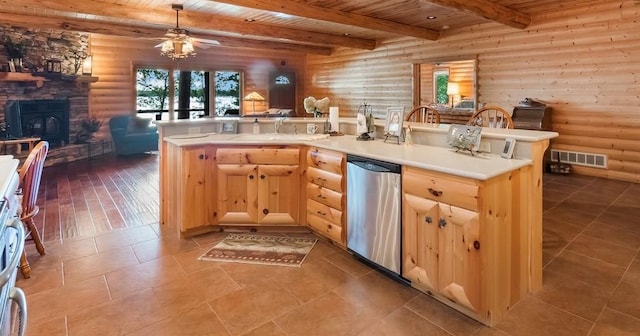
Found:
<box><xmin>198</xmin><ymin>233</ymin><xmax>317</xmax><ymax>267</ymax></box>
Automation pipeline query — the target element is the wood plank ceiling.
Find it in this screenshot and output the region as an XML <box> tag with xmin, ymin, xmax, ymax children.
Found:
<box><xmin>0</xmin><ymin>0</ymin><xmax>605</xmax><ymax>55</ymax></box>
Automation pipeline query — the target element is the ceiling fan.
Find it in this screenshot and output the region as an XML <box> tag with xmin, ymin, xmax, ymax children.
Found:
<box><xmin>156</xmin><ymin>4</ymin><xmax>219</xmax><ymax>60</ymax></box>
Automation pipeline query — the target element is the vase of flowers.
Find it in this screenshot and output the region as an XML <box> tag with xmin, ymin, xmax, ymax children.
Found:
<box><xmin>76</xmin><ymin>117</ymin><xmax>103</xmax><ymax>143</ymax></box>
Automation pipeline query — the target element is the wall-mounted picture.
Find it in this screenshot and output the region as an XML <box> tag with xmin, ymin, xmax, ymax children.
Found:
<box><xmin>384</xmin><ymin>107</ymin><xmax>405</xmax><ymax>138</ymax></box>
<box><xmin>220</xmin><ymin>120</ymin><xmax>238</xmax><ymax>134</ymax></box>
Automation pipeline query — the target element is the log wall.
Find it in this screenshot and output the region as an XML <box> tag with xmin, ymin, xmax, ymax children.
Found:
<box><xmin>305</xmin><ymin>1</ymin><xmax>640</xmax><ymax>182</ymax></box>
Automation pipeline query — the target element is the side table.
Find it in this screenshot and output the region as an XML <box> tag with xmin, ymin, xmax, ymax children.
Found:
<box><xmin>86</xmin><ymin>138</ymin><xmax>107</xmax><ymax>160</ymax></box>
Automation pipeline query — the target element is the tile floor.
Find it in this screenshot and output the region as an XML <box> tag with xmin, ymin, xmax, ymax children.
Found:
<box><xmin>16</xmin><ymin>172</ymin><xmax>640</xmax><ymax>335</ymax></box>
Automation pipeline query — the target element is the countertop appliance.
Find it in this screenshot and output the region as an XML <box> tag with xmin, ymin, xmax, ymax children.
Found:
<box><xmin>346</xmin><ymin>154</ymin><xmax>402</xmax><ymax>277</ymax></box>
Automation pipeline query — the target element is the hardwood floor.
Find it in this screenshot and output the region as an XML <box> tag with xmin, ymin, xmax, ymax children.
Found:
<box><xmin>34</xmin><ymin>154</ymin><xmax>159</xmax><ymax>242</ymax></box>
<box><xmin>16</xmin><ymin>154</ymin><xmax>640</xmax><ymax>335</ymax></box>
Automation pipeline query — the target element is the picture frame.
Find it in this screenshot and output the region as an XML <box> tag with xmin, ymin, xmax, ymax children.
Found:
<box><xmin>384</xmin><ymin>107</ymin><xmax>404</xmax><ymax>138</ymax></box>
<box><xmin>501</xmin><ymin>137</ymin><xmax>516</xmax><ymax>159</ymax></box>
<box><xmin>446</xmin><ymin>124</ymin><xmax>482</xmax><ymax>155</ymax></box>
<box><xmin>220</xmin><ymin>120</ymin><xmax>238</xmax><ymax>134</ymax></box>
<box><xmin>8</xmin><ymin>60</ymin><xmax>16</xmax><ymax>72</ymax></box>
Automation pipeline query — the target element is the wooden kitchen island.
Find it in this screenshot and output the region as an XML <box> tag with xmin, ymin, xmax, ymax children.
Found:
<box><xmin>157</xmin><ymin>118</ymin><xmax>557</xmax><ymax>327</ymax></box>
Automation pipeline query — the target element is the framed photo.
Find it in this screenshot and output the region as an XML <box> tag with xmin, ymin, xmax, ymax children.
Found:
<box><xmin>220</xmin><ymin>120</ymin><xmax>238</xmax><ymax>134</ymax></box>
<box><xmin>446</xmin><ymin>124</ymin><xmax>482</xmax><ymax>154</ymax></box>
<box><xmin>384</xmin><ymin>107</ymin><xmax>404</xmax><ymax>137</ymax></box>
<box><xmin>502</xmin><ymin>137</ymin><xmax>516</xmax><ymax>159</ymax></box>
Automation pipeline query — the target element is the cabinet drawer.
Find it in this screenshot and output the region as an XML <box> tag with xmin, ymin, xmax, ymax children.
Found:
<box><xmin>403</xmin><ymin>167</ymin><xmax>479</xmax><ymax>211</ymax></box>
<box><xmin>307</xmin><ymin>199</ymin><xmax>342</xmax><ymax>227</ymax></box>
<box><xmin>306</xmin><ymin>166</ymin><xmax>343</xmax><ymax>193</ymax></box>
<box><xmin>308</xmin><ymin>213</ymin><xmax>343</xmax><ymax>244</ymax></box>
<box><xmin>307</xmin><ymin>148</ymin><xmax>344</xmax><ymax>174</ymax></box>
<box><xmin>217</xmin><ymin>148</ymin><xmax>299</xmax><ymax>165</ymax></box>
<box><xmin>307</xmin><ymin>183</ymin><xmax>344</xmax><ymax>210</ymax></box>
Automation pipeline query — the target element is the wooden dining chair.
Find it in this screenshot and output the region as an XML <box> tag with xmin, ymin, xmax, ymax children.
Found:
<box><xmin>18</xmin><ymin>141</ymin><xmax>49</xmax><ymax>278</ymax></box>
<box><xmin>405</xmin><ymin>105</ymin><xmax>441</xmax><ymax>124</ymax></box>
<box><xmin>468</xmin><ymin>105</ymin><xmax>514</xmax><ymax>129</ymax></box>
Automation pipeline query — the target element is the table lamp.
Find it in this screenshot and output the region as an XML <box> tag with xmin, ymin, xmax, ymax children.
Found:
<box><xmin>447</xmin><ymin>82</ymin><xmax>460</xmax><ymax>108</ymax></box>
<box><xmin>243</xmin><ymin>92</ymin><xmax>265</xmax><ymax>113</ymax></box>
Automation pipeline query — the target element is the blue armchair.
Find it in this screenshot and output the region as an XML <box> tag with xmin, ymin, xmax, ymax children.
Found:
<box><xmin>109</xmin><ymin>116</ymin><xmax>158</xmax><ymax>155</ymax></box>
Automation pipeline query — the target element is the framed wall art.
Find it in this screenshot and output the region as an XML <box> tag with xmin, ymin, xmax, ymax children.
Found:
<box><xmin>220</xmin><ymin>120</ymin><xmax>238</xmax><ymax>134</ymax></box>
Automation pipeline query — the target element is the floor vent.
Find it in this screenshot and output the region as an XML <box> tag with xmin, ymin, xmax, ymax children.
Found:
<box><xmin>550</xmin><ymin>149</ymin><xmax>607</xmax><ymax>169</ymax></box>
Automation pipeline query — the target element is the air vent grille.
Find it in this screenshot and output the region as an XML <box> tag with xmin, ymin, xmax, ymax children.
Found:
<box><xmin>550</xmin><ymin>150</ymin><xmax>607</xmax><ymax>169</ymax></box>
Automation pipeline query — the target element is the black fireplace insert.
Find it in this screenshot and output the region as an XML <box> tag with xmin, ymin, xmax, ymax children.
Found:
<box><xmin>4</xmin><ymin>99</ymin><xmax>70</xmax><ymax>147</ymax></box>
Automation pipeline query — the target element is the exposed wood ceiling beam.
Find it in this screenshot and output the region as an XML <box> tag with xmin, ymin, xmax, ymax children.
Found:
<box><xmin>212</xmin><ymin>0</ymin><xmax>440</xmax><ymax>40</ymax></box>
<box><xmin>0</xmin><ymin>12</ymin><xmax>333</xmax><ymax>55</ymax></box>
<box><xmin>423</xmin><ymin>0</ymin><xmax>531</xmax><ymax>29</ymax></box>
<box><xmin>0</xmin><ymin>0</ymin><xmax>376</xmax><ymax>50</ymax></box>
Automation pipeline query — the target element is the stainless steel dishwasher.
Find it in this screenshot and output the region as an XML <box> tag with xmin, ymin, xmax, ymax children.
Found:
<box><xmin>346</xmin><ymin>154</ymin><xmax>402</xmax><ymax>277</ymax></box>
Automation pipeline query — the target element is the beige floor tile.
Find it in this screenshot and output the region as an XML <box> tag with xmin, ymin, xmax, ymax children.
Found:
<box><xmin>356</xmin><ymin>306</ymin><xmax>450</xmax><ymax>336</ymax></box>
<box><xmin>16</xmin><ymin>264</ymin><xmax>63</xmax><ymax>296</ymax></box>
<box><xmin>105</xmin><ymin>255</ymin><xmax>187</xmax><ymax>299</ymax></box>
<box><xmin>66</xmin><ymin>288</ymin><xmax>169</xmax><ymax>336</ymax></box>
<box><xmin>182</xmin><ymin>266</ymin><xmax>241</xmax><ymax>303</ymax></box>
<box><xmin>274</xmin><ymin>258</ymin><xmax>353</xmax><ymax>303</ymax></box>
<box><xmin>26</xmin><ymin>316</ymin><xmax>67</xmax><ymax>336</ymax></box>
<box><xmin>192</xmin><ymin>231</ymin><xmax>231</xmax><ymax>247</ymax></box>
<box><xmin>218</xmin><ymin>260</ymin><xmax>292</xmax><ymax>287</ymax></box>
<box><xmin>241</xmin><ymin>322</ymin><xmax>287</xmax><ymax>336</ymax></box>
<box><xmin>543</xmin><ymin>251</ymin><xmax>626</xmax><ymax>294</ymax></box>
<box><xmin>94</xmin><ymin>225</ymin><xmax>158</xmax><ymax>252</ymax></box>
<box><xmin>173</xmin><ymin>245</ymin><xmax>224</xmax><ymax>274</ymax></box>
<box><xmin>607</xmin><ymin>281</ymin><xmax>640</xmax><ymax>320</ymax></box>
<box><xmin>544</xmin><ymin>204</ymin><xmax>599</xmax><ymax>226</ymax></box>
<box><xmin>209</xmin><ymin>279</ymin><xmax>300</xmax><ymax>335</ymax></box>
<box><xmin>333</xmin><ymin>271</ymin><xmax>418</xmax><ymax>316</ymax></box>
<box><xmin>566</xmin><ymin>234</ymin><xmax>636</xmax><ymax>267</ymax></box>
<box><xmin>63</xmin><ymin>246</ymin><xmax>140</xmax><ymax>283</ymax></box>
<box><xmin>132</xmin><ymin>235</ymin><xmax>200</xmax><ymax>264</ymax></box>
<box><xmin>535</xmin><ymin>269</ymin><xmax>610</xmax><ymax>321</ymax></box>
<box><xmin>494</xmin><ymin>296</ymin><xmax>592</xmax><ymax>336</ymax></box>
<box><xmin>590</xmin><ymin>308</ymin><xmax>640</xmax><ymax>336</ymax></box>
<box><xmin>274</xmin><ymin>292</ymin><xmax>379</xmax><ymax>336</ymax></box>
<box><xmin>622</xmin><ymin>257</ymin><xmax>640</xmax><ymax>284</ymax></box>
<box><xmin>582</xmin><ymin>221</ymin><xmax>640</xmax><ymax>250</ymax></box>
<box><xmin>474</xmin><ymin>327</ymin><xmax>512</xmax><ymax>336</ymax></box>
<box><xmin>27</xmin><ymin>276</ymin><xmax>110</xmax><ymax>326</ymax></box>
<box><xmin>596</xmin><ymin>206</ymin><xmax>640</xmax><ymax>233</ymax></box>
<box><xmin>303</xmin><ymin>239</ymin><xmax>342</xmax><ymax>262</ymax></box>
<box><xmin>404</xmin><ymin>294</ymin><xmax>482</xmax><ymax>336</ymax></box>
<box><xmin>126</xmin><ymin>303</ymin><xmax>230</xmax><ymax>336</ymax></box>
<box><xmin>323</xmin><ymin>250</ymin><xmax>372</xmax><ymax>277</ymax></box>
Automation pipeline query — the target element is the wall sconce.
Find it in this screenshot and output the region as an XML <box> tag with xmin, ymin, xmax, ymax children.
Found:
<box><xmin>82</xmin><ymin>55</ymin><xmax>93</xmax><ymax>76</ymax></box>
<box><xmin>447</xmin><ymin>82</ymin><xmax>460</xmax><ymax>108</ymax></box>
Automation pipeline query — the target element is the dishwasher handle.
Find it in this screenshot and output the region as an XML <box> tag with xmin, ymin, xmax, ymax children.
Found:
<box><xmin>346</xmin><ymin>154</ymin><xmax>401</xmax><ymax>174</ymax></box>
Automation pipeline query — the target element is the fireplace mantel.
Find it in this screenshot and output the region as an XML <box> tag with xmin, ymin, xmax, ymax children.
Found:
<box><xmin>0</xmin><ymin>72</ymin><xmax>98</xmax><ymax>88</ymax></box>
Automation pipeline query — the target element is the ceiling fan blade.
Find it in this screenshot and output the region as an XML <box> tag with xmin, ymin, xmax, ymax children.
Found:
<box><xmin>192</xmin><ymin>37</ymin><xmax>220</xmax><ymax>45</ymax></box>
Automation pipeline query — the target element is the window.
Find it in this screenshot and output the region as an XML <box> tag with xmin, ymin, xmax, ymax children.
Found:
<box><xmin>433</xmin><ymin>70</ymin><xmax>449</xmax><ymax>105</ymax></box>
<box><xmin>136</xmin><ymin>68</ymin><xmax>242</xmax><ymax>119</ymax></box>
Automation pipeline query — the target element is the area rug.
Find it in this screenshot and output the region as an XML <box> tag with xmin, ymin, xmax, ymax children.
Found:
<box><xmin>198</xmin><ymin>233</ymin><xmax>317</xmax><ymax>267</ymax></box>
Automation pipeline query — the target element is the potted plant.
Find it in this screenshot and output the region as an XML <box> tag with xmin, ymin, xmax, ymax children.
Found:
<box><xmin>2</xmin><ymin>37</ymin><xmax>27</xmax><ymax>70</ymax></box>
<box><xmin>76</xmin><ymin>117</ymin><xmax>103</xmax><ymax>143</ymax></box>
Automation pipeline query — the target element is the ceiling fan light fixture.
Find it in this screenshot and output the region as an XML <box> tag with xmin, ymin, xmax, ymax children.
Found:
<box><xmin>160</xmin><ymin>4</ymin><xmax>196</xmax><ymax>60</ymax></box>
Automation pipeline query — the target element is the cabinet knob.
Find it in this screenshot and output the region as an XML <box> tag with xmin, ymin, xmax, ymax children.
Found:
<box><xmin>263</xmin><ymin>208</ymin><xmax>269</xmax><ymax>215</ymax></box>
<box><xmin>428</xmin><ymin>188</ymin><xmax>443</xmax><ymax>197</ymax></box>
<box><xmin>199</xmin><ymin>154</ymin><xmax>204</xmax><ymax>159</ymax></box>
<box><xmin>474</xmin><ymin>240</ymin><xmax>480</xmax><ymax>250</ymax></box>
<box><xmin>317</xmin><ymin>210</ymin><xmax>326</xmax><ymax>216</ymax></box>
<box><xmin>260</xmin><ymin>174</ymin><xmax>266</xmax><ymax>179</ymax></box>
<box><xmin>438</xmin><ymin>219</ymin><xmax>447</xmax><ymax>228</ymax></box>
<box><xmin>424</xmin><ymin>216</ymin><xmax>432</xmax><ymax>224</ymax></box>
<box><xmin>249</xmin><ymin>175</ymin><xmax>254</xmax><ymax>180</ymax></box>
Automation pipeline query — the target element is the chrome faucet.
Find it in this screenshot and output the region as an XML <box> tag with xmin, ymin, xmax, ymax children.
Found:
<box><xmin>274</xmin><ymin>118</ymin><xmax>284</xmax><ymax>133</ymax></box>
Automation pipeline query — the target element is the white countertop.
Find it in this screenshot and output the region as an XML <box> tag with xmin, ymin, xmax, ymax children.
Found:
<box><xmin>164</xmin><ymin>133</ymin><xmax>531</xmax><ymax>180</ymax></box>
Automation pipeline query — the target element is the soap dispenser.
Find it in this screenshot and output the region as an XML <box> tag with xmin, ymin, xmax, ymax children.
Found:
<box><xmin>252</xmin><ymin>118</ymin><xmax>260</xmax><ymax>134</ymax></box>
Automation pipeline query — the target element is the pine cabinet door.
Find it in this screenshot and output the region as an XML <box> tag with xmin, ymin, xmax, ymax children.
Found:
<box><xmin>257</xmin><ymin>164</ymin><xmax>300</xmax><ymax>224</ymax></box>
<box><xmin>438</xmin><ymin>204</ymin><xmax>481</xmax><ymax>313</ymax></box>
<box><xmin>180</xmin><ymin>146</ymin><xmax>216</xmax><ymax>231</ymax></box>
<box><xmin>402</xmin><ymin>193</ymin><xmax>440</xmax><ymax>292</ymax></box>
<box><xmin>217</xmin><ymin>164</ymin><xmax>259</xmax><ymax>224</ymax></box>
